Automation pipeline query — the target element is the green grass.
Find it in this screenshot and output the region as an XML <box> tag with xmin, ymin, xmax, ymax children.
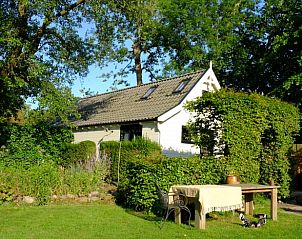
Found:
<box><xmin>0</xmin><ymin>201</ymin><xmax>301</xmax><ymax>239</ymax></box>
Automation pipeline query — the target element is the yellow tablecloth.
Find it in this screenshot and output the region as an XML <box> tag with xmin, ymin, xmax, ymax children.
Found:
<box><xmin>170</xmin><ymin>185</ymin><xmax>242</xmax><ymax>214</ymax></box>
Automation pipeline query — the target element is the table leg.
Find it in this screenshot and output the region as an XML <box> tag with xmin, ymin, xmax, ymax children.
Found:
<box><xmin>244</xmin><ymin>193</ymin><xmax>254</xmax><ymax>215</ymax></box>
<box><xmin>175</xmin><ymin>207</ymin><xmax>181</xmax><ymax>224</ymax></box>
<box><xmin>195</xmin><ymin>200</ymin><xmax>206</xmax><ymax>229</ymax></box>
<box><xmin>271</xmin><ymin>188</ymin><xmax>278</xmax><ymax>220</ymax></box>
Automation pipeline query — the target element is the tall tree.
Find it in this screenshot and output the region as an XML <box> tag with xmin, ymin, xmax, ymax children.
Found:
<box><xmin>156</xmin><ymin>0</ymin><xmax>258</xmax><ymax>75</ymax></box>
<box><xmin>220</xmin><ymin>0</ymin><xmax>302</xmax><ymax>104</ymax></box>
<box><xmin>0</xmin><ymin>0</ymin><xmax>114</xmax><ymax>122</ymax></box>
<box><xmin>98</xmin><ymin>0</ymin><xmax>164</xmax><ymax>86</ymax></box>
<box><xmin>158</xmin><ymin>0</ymin><xmax>302</xmax><ymax>106</ymax></box>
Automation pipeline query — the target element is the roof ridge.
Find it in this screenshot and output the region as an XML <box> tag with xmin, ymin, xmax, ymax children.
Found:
<box><xmin>80</xmin><ymin>70</ymin><xmax>205</xmax><ymax>100</ymax></box>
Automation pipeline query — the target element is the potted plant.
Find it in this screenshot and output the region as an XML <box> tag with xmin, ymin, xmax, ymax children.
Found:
<box><xmin>225</xmin><ymin>161</ymin><xmax>240</xmax><ymax>184</ymax></box>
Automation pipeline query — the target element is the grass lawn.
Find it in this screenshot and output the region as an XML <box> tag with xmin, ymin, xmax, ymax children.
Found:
<box><xmin>0</xmin><ymin>200</ymin><xmax>301</xmax><ymax>239</ymax></box>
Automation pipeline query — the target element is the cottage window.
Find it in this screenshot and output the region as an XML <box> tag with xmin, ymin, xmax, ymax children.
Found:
<box><xmin>181</xmin><ymin>125</ymin><xmax>194</xmax><ymax>144</ymax></box>
<box><xmin>120</xmin><ymin>124</ymin><xmax>142</xmax><ymax>141</ymax></box>
<box><xmin>141</xmin><ymin>86</ymin><xmax>157</xmax><ymax>99</ymax></box>
<box><xmin>173</xmin><ymin>78</ymin><xmax>191</xmax><ymax>93</ymax></box>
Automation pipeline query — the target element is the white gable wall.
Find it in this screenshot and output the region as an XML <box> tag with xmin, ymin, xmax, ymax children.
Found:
<box><xmin>158</xmin><ymin>67</ymin><xmax>220</xmax><ymax>155</ymax></box>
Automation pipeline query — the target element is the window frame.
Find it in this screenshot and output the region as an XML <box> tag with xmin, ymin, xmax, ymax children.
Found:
<box><xmin>120</xmin><ymin>124</ymin><xmax>142</xmax><ymax>141</ymax></box>
<box><xmin>181</xmin><ymin>125</ymin><xmax>194</xmax><ymax>144</ymax></box>
<box><xmin>141</xmin><ymin>85</ymin><xmax>158</xmax><ymax>99</ymax></box>
<box><xmin>173</xmin><ymin>79</ymin><xmax>191</xmax><ymax>93</ymax></box>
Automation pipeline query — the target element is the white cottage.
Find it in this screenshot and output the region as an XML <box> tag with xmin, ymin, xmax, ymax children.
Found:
<box><xmin>73</xmin><ymin>66</ymin><xmax>220</xmax><ymax>157</ymax></box>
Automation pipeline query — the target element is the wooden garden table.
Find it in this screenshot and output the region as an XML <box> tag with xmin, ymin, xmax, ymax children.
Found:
<box><xmin>225</xmin><ymin>183</ymin><xmax>280</xmax><ymax>220</ymax></box>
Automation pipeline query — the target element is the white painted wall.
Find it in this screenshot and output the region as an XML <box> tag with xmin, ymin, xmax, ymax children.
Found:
<box><xmin>158</xmin><ymin>109</ymin><xmax>199</xmax><ymax>155</ymax></box>
<box><xmin>74</xmin><ymin>125</ymin><xmax>120</xmax><ymax>144</ymax></box>
<box><xmin>157</xmin><ymin>68</ymin><xmax>221</xmax><ymax>156</ymax></box>
<box><xmin>73</xmin><ymin>125</ymin><xmax>120</xmax><ymax>158</ymax></box>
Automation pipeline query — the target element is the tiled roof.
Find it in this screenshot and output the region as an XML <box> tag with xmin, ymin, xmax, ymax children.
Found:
<box><xmin>74</xmin><ymin>71</ymin><xmax>205</xmax><ymax>127</ymax></box>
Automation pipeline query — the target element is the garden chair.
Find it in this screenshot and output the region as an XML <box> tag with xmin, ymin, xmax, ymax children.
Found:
<box><xmin>155</xmin><ymin>184</ymin><xmax>191</xmax><ymax>228</ymax></box>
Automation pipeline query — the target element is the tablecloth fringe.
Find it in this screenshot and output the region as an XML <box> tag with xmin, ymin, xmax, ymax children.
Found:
<box><xmin>204</xmin><ymin>203</ymin><xmax>243</xmax><ymax>214</ymax></box>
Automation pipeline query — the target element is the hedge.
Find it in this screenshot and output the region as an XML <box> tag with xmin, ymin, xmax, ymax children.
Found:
<box><xmin>186</xmin><ymin>89</ymin><xmax>301</xmax><ymax>197</ymax></box>
<box><xmin>116</xmin><ymin>155</ymin><xmax>225</xmax><ymax>212</ymax></box>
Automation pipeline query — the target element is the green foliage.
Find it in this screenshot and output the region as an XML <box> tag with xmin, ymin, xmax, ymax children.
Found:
<box><xmin>0</xmin><ymin>184</ymin><xmax>14</xmax><ymax>205</ymax></box>
<box><xmin>117</xmin><ymin>155</ymin><xmax>225</xmax><ymax>212</ymax></box>
<box><xmin>58</xmin><ymin>164</ymin><xmax>107</xmax><ymax>196</ymax></box>
<box><xmin>186</xmin><ymin>89</ymin><xmax>301</xmax><ymax>197</ymax></box>
<box><xmin>0</xmin><ymin>123</ymin><xmax>74</xmax><ymax>166</ymax></box>
<box><xmin>0</xmin><ymin>121</ymin><xmax>107</xmax><ymax>205</ymax></box>
<box><xmin>99</xmin><ymin>138</ymin><xmax>161</xmax><ymax>182</ymax></box>
<box><xmin>97</xmin><ymin>0</ymin><xmax>162</xmax><ymax>86</ymax></box>
<box><xmin>0</xmin><ymin>161</ymin><xmax>108</xmax><ymax>205</ymax></box>
<box><xmin>60</xmin><ymin>140</ymin><xmax>96</xmax><ymax>167</ymax></box>
<box><xmin>117</xmin><ymin>158</ymin><xmax>159</xmax><ymax>211</ymax></box>
<box><xmin>156</xmin><ymin>0</ymin><xmax>302</xmax><ymax>107</ymax></box>
<box><xmin>0</xmin><ymin>161</ymin><xmax>59</xmax><ymax>204</ymax></box>
<box><xmin>0</xmin><ymin>0</ymin><xmax>115</xmax><ymax>121</ymax></box>
<box><xmin>0</xmin><ymin>124</ymin><xmax>54</xmax><ymax>166</ymax></box>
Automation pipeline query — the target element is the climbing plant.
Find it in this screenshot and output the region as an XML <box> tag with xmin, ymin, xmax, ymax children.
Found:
<box><xmin>186</xmin><ymin>89</ymin><xmax>301</xmax><ymax>197</ymax></box>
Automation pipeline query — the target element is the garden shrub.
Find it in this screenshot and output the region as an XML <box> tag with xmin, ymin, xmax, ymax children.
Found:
<box><xmin>60</xmin><ymin>140</ymin><xmax>96</xmax><ymax>167</ymax></box>
<box><xmin>0</xmin><ymin>124</ymin><xmax>107</xmax><ymax>205</ymax></box>
<box><xmin>0</xmin><ymin>161</ymin><xmax>108</xmax><ymax>205</ymax></box>
<box><xmin>0</xmin><ymin>124</ymin><xmax>55</xmax><ymax>166</ymax></box>
<box><xmin>117</xmin><ymin>156</ymin><xmax>226</xmax><ymax>212</ymax></box>
<box><xmin>99</xmin><ymin>138</ymin><xmax>161</xmax><ymax>183</ymax></box>
<box><xmin>57</xmin><ymin>163</ymin><xmax>108</xmax><ymax>196</ymax></box>
<box><xmin>117</xmin><ymin>158</ymin><xmax>159</xmax><ymax>211</ymax></box>
<box><xmin>0</xmin><ymin>161</ymin><xmax>60</xmax><ymax>204</ymax></box>
<box><xmin>0</xmin><ymin>184</ymin><xmax>14</xmax><ymax>205</ymax></box>
<box><xmin>0</xmin><ymin>123</ymin><xmax>74</xmax><ymax>166</ymax></box>
<box><xmin>186</xmin><ymin>89</ymin><xmax>301</xmax><ymax>197</ymax></box>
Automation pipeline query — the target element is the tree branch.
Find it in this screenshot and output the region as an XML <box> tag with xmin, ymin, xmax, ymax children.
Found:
<box><xmin>31</xmin><ymin>0</ymin><xmax>86</xmax><ymax>55</ymax></box>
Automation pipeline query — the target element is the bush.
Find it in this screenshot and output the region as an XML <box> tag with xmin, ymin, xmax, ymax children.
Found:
<box><xmin>0</xmin><ymin>161</ymin><xmax>60</xmax><ymax>204</ymax></box>
<box><xmin>0</xmin><ymin>125</ymin><xmax>107</xmax><ymax>205</ymax></box>
<box><xmin>117</xmin><ymin>156</ymin><xmax>226</xmax><ymax>212</ymax></box>
<box><xmin>185</xmin><ymin>89</ymin><xmax>301</xmax><ymax>197</ymax></box>
<box><xmin>0</xmin><ymin>184</ymin><xmax>14</xmax><ymax>205</ymax></box>
<box><xmin>0</xmin><ymin>161</ymin><xmax>108</xmax><ymax>205</ymax></box>
<box><xmin>99</xmin><ymin>138</ymin><xmax>161</xmax><ymax>183</ymax></box>
<box><xmin>57</xmin><ymin>163</ymin><xmax>108</xmax><ymax>196</ymax></box>
<box><xmin>60</xmin><ymin>140</ymin><xmax>96</xmax><ymax>167</ymax></box>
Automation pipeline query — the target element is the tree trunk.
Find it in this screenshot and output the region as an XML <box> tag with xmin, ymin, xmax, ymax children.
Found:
<box><xmin>132</xmin><ymin>42</ymin><xmax>143</xmax><ymax>86</ymax></box>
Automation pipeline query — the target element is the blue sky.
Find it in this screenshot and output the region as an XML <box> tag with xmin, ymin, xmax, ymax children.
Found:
<box><xmin>71</xmin><ymin>62</ymin><xmax>155</xmax><ymax>98</ymax></box>
<box><xmin>71</xmin><ymin>54</ymin><xmax>164</xmax><ymax>98</ymax></box>
<box><xmin>71</xmin><ymin>63</ymin><xmax>137</xmax><ymax>97</ymax></box>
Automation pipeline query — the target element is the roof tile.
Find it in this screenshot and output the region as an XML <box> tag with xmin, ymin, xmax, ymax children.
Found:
<box><xmin>74</xmin><ymin>71</ymin><xmax>205</xmax><ymax>126</ymax></box>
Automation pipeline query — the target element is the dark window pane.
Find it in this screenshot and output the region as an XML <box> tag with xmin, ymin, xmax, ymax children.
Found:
<box><xmin>141</xmin><ymin>86</ymin><xmax>157</xmax><ymax>99</ymax></box>
<box><xmin>181</xmin><ymin>125</ymin><xmax>194</xmax><ymax>144</ymax></box>
<box><xmin>120</xmin><ymin>124</ymin><xmax>142</xmax><ymax>141</ymax></box>
<box><xmin>173</xmin><ymin>79</ymin><xmax>191</xmax><ymax>93</ymax></box>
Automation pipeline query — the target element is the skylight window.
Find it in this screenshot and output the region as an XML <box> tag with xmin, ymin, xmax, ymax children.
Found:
<box><xmin>141</xmin><ymin>86</ymin><xmax>157</xmax><ymax>99</ymax></box>
<box><xmin>173</xmin><ymin>78</ymin><xmax>191</xmax><ymax>93</ymax></box>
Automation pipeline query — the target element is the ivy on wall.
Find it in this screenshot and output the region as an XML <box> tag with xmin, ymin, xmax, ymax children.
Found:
<box><xmin>186</xmin><ymin>89</ymin><xmax>301</xmax><ymax>197</ymax></box>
